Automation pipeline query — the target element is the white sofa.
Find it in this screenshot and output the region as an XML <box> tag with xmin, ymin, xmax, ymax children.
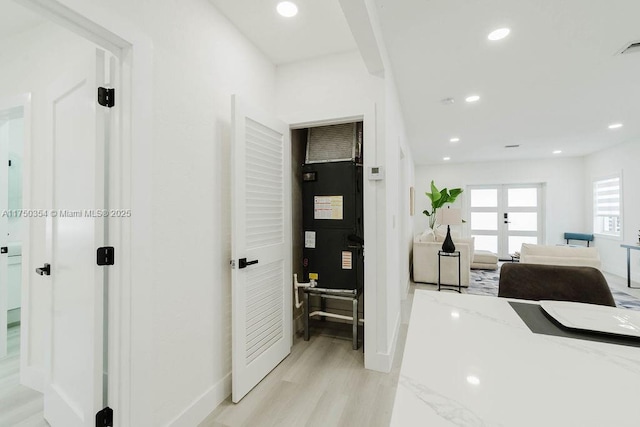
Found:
<box><xmin>413</xmin><ymin>233</ymin><xmax>474</xmax><ymax>286</ymax></box>
<box><xmin>519</xmin><ymin>243</ymin><xmax>601</xmax><ymax>269</ymax></box>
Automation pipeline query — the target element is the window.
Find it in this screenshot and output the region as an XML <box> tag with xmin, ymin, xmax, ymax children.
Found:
<box><xmin>593</xmin><ymin>175</ymin><xmax>621</xmax><ymax>237</ymax></box>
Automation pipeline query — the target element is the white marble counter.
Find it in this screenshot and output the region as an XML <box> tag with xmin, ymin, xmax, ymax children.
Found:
<box><xmin>391</xmin><ymin>291</ymin><xmax>640</xmax><ymax>426</ymax></box>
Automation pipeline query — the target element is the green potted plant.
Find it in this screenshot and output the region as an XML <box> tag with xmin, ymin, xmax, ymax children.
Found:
<box><xmin>423</xmin><ymin>180</ymin><xmax>463</xmax><ymax>233</ymax></box>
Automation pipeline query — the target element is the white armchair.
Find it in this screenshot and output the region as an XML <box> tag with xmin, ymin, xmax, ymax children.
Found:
<box><xmin>413</xmin><ymin>234</ymin><xmax>474</xmax><ymax>286</ymax></box>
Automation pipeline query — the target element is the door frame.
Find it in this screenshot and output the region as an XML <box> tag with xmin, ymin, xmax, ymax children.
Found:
<box><xmin>15</xmin><ymin>1</ymin><xmax>153</xmax><ymax>425</ymax></box>
<box><xmin>288</xmin><ymin>105</ymin><xmax>382</xmax><ymax>371</ymax></box>
<box><xmin>0</xmin><ymin>93</ymin><xmax>33</xmax><ymax>378</ymax></box>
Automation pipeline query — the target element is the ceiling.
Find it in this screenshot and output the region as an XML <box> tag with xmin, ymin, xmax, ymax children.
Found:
<box><xmin>209</xmin><ymin>0</ymin><xmax>640</xmax><ymax>165</ymax></box>
<box><xmin>209</xmin><ymin>0</ymin><xmax>357</xmax><ymax>64</ymax></box>
<box><xmin>0</xmin><ymin>0</ymin><xmax>45</xmax><ymax>41</ymax></box>
<box><xmin>6</xmin><ymin>0</ymin><xmax>637</xmax><ymax>165</ymax></box>
<box><xmin>375</xmin><ymin>0</ymin><xmax>640</xmax><ymax>164</ymax></box>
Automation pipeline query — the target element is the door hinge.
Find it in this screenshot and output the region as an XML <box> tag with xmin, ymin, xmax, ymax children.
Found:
<box><xmin>96</xmin><ymin>406</ymin><xmax>113</xmax><ymax>427</ymax></box>
<box><xmin>97</xmin><ymin>246</ymin><xmax>115</xmax><ymax>266</ymax></box>
<box><xmin>98</xmin><ymin>87</ymin><xmax>115</xmax><ymax>108</ymax></box>
<box><xmin>8</xmin><ymin>160</ymin><xmax>11</xmax><ymax>166</ymax></box>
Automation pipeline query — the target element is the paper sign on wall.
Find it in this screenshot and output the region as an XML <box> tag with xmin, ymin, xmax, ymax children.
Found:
<box><xmin>314</xmin><ymin>196</ymin><xmax>343</xmax><ymax>220</ymax></box>
<box><xmin>304</xmin><ymin>231</ymin><xmax>316</xmax><ymax>248</ymax></box>
<box><xmin>341</xmin><ymin>251</ymin><xmax>352</xmax><ymax>270</ymax></box>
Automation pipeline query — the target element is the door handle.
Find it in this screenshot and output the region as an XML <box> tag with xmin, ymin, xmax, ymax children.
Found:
<box><xmin>0</xmin><ymin>247</ymin><xmax>7</xmax><ymax>254</ymax></box>
<box><xmin>238</xmin><ymin>258</ymin><xmax>259</xmax><ymax>269</ymax></box>
<box><xmin>36</xmin><ymin>263</ymin><xmax>51</xmax><ymax>276</ymax></box>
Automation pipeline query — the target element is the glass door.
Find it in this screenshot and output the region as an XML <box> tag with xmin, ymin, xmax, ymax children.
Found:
<box><xmin>468</xmin><ymin>184</ymin><xmax>544</xmax><ymax>259</ymax></box>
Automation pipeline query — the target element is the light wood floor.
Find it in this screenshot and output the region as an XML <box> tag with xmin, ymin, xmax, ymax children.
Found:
<box><xmin>0</xmin><ymin>325</ymin><xmax>47</xmax><ymax>427</ymax></box>
<box><xmin>2</xmin><ymin>271</ymin><xmax>634</xmax><ymax>427</ymax></box>
<box><xmin>201</xmin><ymin>298</ymin><xmax>414</xmax><ymax>427</ymax></box>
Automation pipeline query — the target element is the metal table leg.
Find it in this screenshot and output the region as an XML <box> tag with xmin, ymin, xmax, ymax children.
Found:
<box><xmin>304</xmin><ymin>291</ymin><xmax>310</xmax><ymax>341</ymax></box>
<box><xmin>352</xmin><ymin>294</ymin><xmax>358</xmax><ymax>350</ymax></box>
<box><xmin>627</xmin><ymin>247</ymin><xmax>631</xmax><ymax>288</ymax></box>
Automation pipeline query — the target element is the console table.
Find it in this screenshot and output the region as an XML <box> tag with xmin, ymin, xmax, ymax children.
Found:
<box><xmin>621</xmin><ymin>243</ymin><xmax>640</xmax><ymax>288</ymax></box>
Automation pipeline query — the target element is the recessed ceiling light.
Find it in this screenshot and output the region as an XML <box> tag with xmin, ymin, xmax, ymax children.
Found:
<box><xmin>450</xmin><ymin>137</ymin><xmax>460</xmax><ymax>143</ymax></box>
<box><xmin>608</xmin><ymin>123</ymin><xmax>623</xmax><ymax>129</ymax></box>
<box><xmin>443</xmin><ymin>156</ymin><xmax>451</xmax><ymax>161</ymax></box>
<box><xmin>277</xmin><ymin>1</ymin><xmax>298</xmax><ymax>17</ymax></box>
<box><xmin>488</xmin><ymin>28</ymin><xmax>511</xmax><ymax>41</ymax></box>
<box><xmin>465</xmin><ymin>95</ymin><xmax>480</xmax><ymax>103</ymax></box>
<box><xmin>553</xmin><ymin>150</ymin><xmax>562</xmax><ymax>154</ymax></box>
<box><xmin>466</xmin><ymin>375</ymin><xmax>481</xmax><ymax>386</ymax></box>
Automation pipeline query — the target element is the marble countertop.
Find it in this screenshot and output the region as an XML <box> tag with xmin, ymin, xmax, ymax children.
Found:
<box><xmin>391</xmin><ymin>291</ymin><xmax>640</xmax><ymax>427</ymax></box>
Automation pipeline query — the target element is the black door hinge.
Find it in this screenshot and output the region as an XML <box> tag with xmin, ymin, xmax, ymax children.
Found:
<box><xmin>96</xmin><ymin>406</ymin><xmax>113</xmax><ymax>427</ymax></box>
<box><xmin>8</xmin><ymin>160</ymin><xmax>11</xmax><ymax>166</ymax></box>
<box><xmin>97</xmin><ymin>246</ymin><xmax>115</xmax><ymax>266</ymax></box>
<box><xmin>98</xmin><ymin>87</ymin><xmax>115</xmax><ymax>108</ymax></box>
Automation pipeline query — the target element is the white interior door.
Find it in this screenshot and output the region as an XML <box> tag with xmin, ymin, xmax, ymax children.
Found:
<box><xmin>503</xmin><ymin>185</ymin><xmax>543</xmax><ymax>256</ymax></box>
<box><xmin>42</xmin><ymin>48</ymin><xmax>107</xmax><ymax>427</ymax></box>
<box><xmin>231</xmin><ymin>95</ymin><xmax>292</xmax><ymax>403</ymax></box>
<box><xmin>468</xmin><ymin>184</ymin><xmax>544</xmax><ymax>258</ymax></box>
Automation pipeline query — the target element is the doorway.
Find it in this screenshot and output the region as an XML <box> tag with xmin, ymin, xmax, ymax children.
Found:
<box><xmin>467</xmin><ymin>184</ymin><xmax>545</xmax><ymax>259</ymax></box>
<box><xmin>290</xmin><ymin>122</ymin><xmax>365</xmax><ymax>346</ymax></box>
<box><xmin>0</xmin><ymin>102</ymin><xmax>25</xmax><ymax>360</ymax></box>
<box><xmin>0</xmin><ymin>1</ymin><xmax>128</xmax><ymax>424</ymax></box>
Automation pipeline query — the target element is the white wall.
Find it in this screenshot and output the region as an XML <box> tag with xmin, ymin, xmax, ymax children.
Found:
<box><xmin>0</xmin><ymin>21</ymin><xmax>96</xmax><ymax>390</ymax></box>
<box><xmin>584</xmin><ymin>140</ymin><xmax>640</xmax><ymax>281</ymax></box>
<box><xmin>276</xmin><ymin>49</ymin><xmax>412</xmax><ymax>372</ymax></box>
<box><xmin>6</xmin><ymin>0</ymin><xmax>278</xmax><ymax>424</ymax></box>
<box><xmin>414</xmin><ymin>157</ymin><xmax>586</xmax><ymax>245</ymax></box>
<box><xmin>90</xmin><ymin>1</ymin><xmax>276</xmax><ymax>425</ymax></box>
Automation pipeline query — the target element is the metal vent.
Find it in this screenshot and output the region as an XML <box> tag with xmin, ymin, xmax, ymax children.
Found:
<box><xmin>305</xmin><ymin>122</ymin><xmax>362</xmax><ymax>163</ymax></box>
<box><xmin>505</xmin><ymin>144</ymin><xmax>520</xmax><ymax>148</ymax></box>
<box><xmin>619</xmin><ymin>41</ymin><xmax>640</xmax><ymax>55</ymax></box>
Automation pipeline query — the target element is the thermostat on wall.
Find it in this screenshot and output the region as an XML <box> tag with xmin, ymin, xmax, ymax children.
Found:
<box><xmin>368</xmin><ymin>166</ymin><xmax>385</xmax><ymax>181</ymax></box>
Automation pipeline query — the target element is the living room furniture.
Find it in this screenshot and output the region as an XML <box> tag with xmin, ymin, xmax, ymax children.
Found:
<box><xmin>620</xmin><ymin>243</ymin><xmax>640</xmax><ymax>288</ymax></box>
<box><xmin>564</xmin><ymin>232</ymin><xmax>594</xmax><ymax>247</ymax></box>
<box><xmin>498</xmin><ymin>263</ymin><xmax>615</xmax><ymax>307</ymax></box>
<box><xmin>413</xmin><ymin>233</ymin><xmax>472</xmax><ymax>286</ymax></box>
<box><xmin>519</xmin><ymin>243</ymin><xmax>601</xmax><ymax>269</ymax></box>
<box><xmin>471</xmin><ymin>250</ymin><xmax>499</xmax><ymax>269</ymax></box>
<box><xmin>391</xmin><ymin>292</ymin><xmax>640</xmax><ymax>427</ymax></box>
<box><xmin>438</xmin><ymin>250</ymin><xmax>461</xmax><ymax>293</ymax></box>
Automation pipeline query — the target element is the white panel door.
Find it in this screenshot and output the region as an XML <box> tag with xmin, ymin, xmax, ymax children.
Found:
<box><xmin>231</xmin><ymin>95</ymin><xmax>291</xmax><ymax>403</ymax></box>
<box><xmin>42</xmin><ymin>48</ymin><xmax>107</xmax><ymax>427</ymax></box>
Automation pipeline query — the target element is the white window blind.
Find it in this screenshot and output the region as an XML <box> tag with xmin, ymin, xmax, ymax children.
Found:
<box><xmin>593</xmin><ymin>175</ymin><xmax>621</xmax><ymax>236</ymax></box>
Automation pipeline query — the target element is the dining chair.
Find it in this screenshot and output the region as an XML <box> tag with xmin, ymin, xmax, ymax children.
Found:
<box><xmin>498</xmin><ymin>263</ymin><xmax>616</xmax><ymax>307</ymax></box>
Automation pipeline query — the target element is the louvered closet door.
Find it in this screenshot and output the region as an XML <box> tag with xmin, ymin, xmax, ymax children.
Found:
<box><xmin>231</xmin><ymin>95</ymin><xmax>291</xmax><ymax>403</ymax></box>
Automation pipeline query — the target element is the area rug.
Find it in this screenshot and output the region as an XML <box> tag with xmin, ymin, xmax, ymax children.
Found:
<box><xmin>468</xmin><ymin>266</ymin><xmax>640</xmax><ymax>311</ymax></box>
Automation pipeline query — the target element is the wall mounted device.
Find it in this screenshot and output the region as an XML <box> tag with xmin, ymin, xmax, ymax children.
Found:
<box><xmin>368</xmin><ymin>166</ymin><xmax>384</xmax><ymax>181</ymax></box>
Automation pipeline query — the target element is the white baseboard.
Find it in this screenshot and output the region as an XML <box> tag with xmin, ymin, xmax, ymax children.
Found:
<box><xmin>364</xmin><ymin>312</ymin><xmax>401</xmax><ymax>373</ymax></box>
<box><xmin>167</xmin><ymin>373</ymin><xmax>231</xmax><ymax>427</ymax></box>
